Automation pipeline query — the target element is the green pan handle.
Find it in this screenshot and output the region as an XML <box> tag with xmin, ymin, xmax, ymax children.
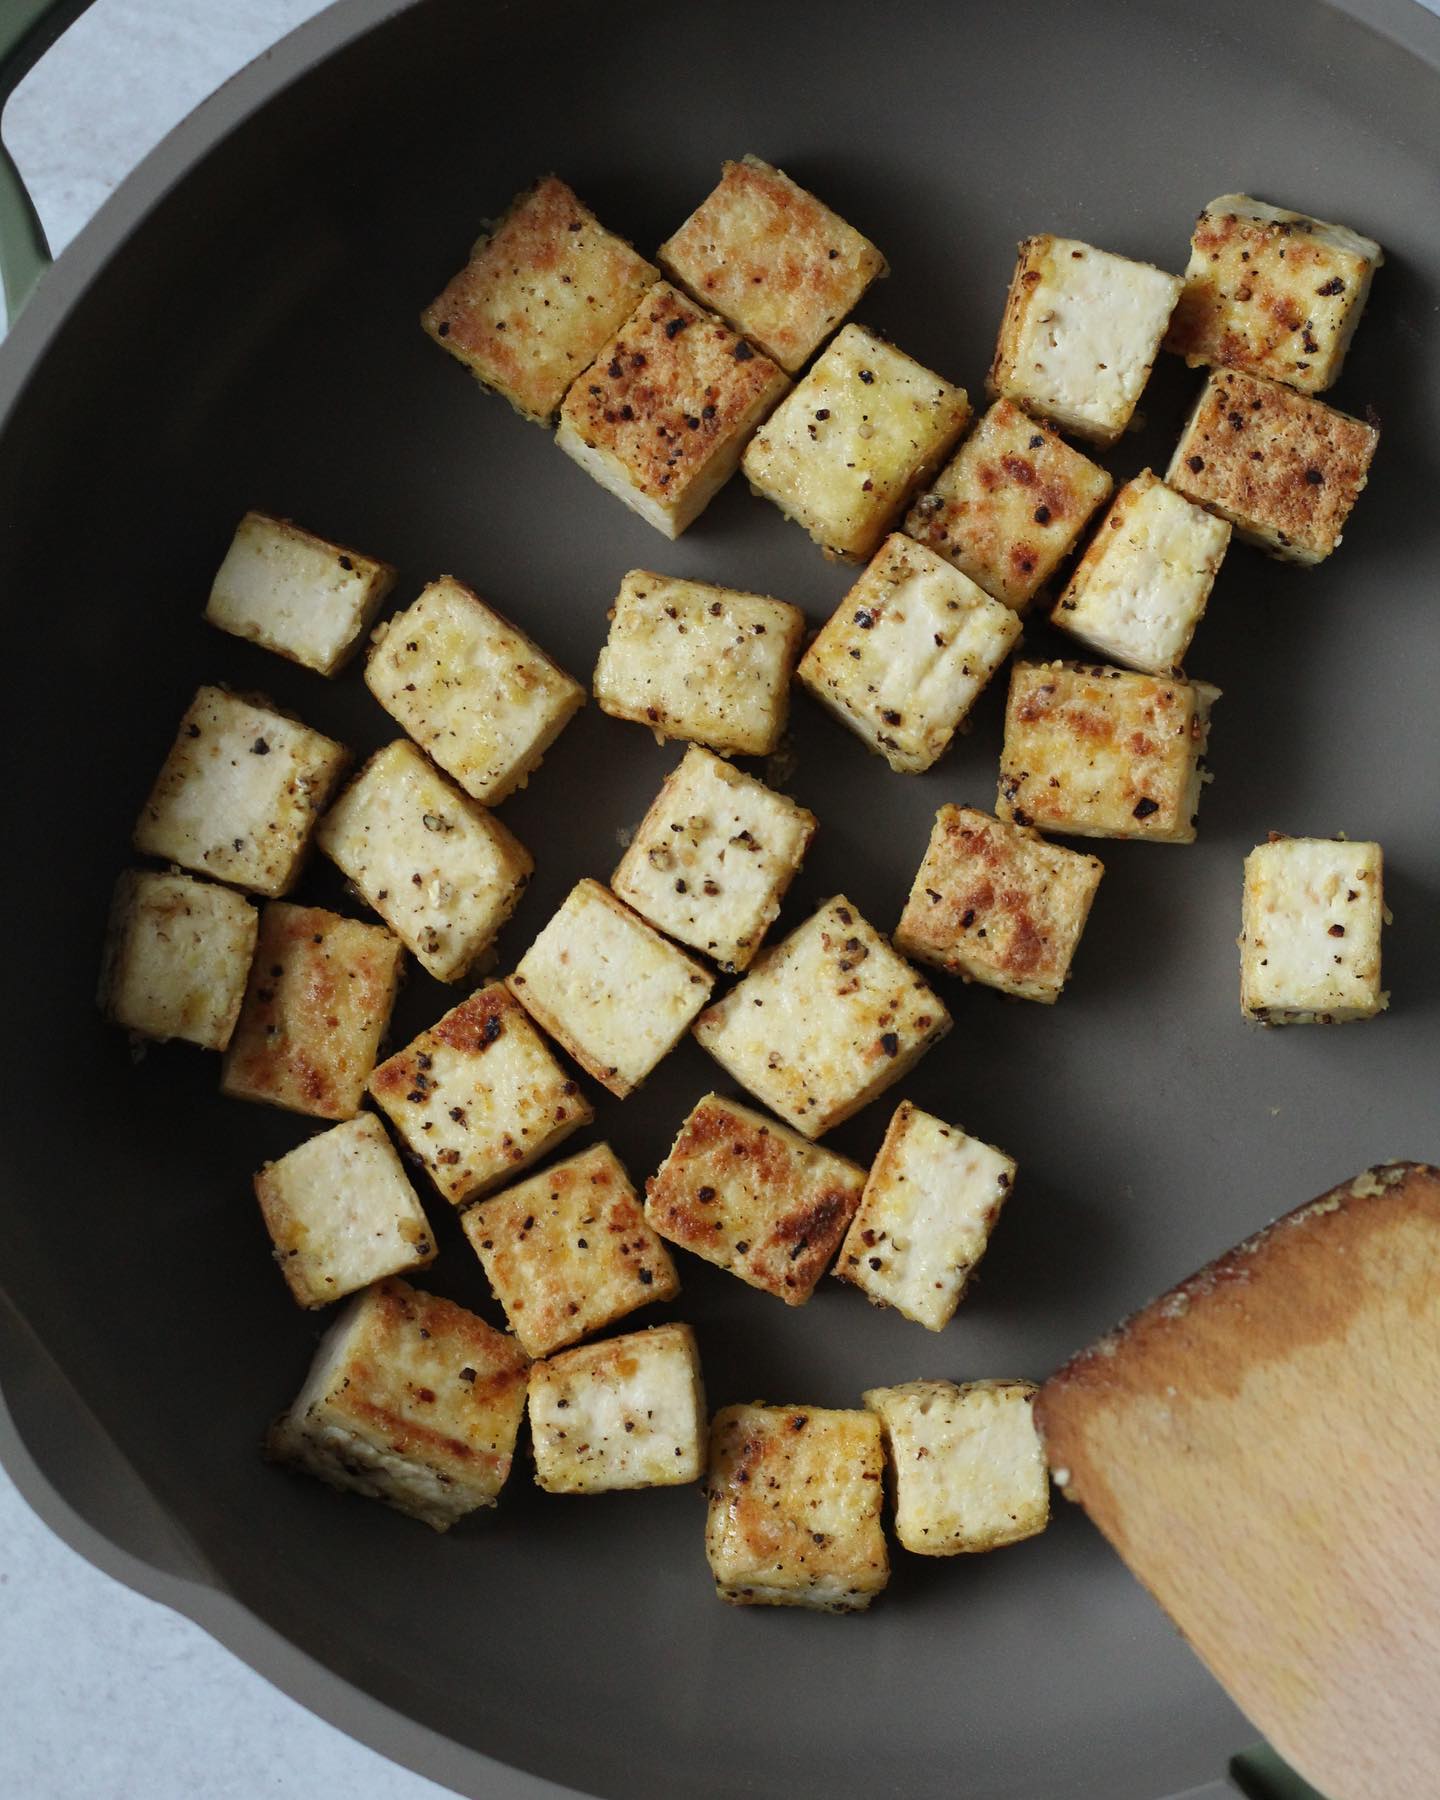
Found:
<box><xmin>0</xmin><ymin>0</ymin><xmax>95</xmax><ymax>323</ymax></box>
<box><xmin>1231</xmin><ymin>1743</ymin><xmax>1332</xmax><ymax>1800</ymax></box>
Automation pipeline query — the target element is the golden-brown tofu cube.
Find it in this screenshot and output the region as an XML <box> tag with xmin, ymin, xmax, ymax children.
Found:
<box><xmin>556</xmin><ymin>282</ymin><xmax>789</xmax><ymax>537</ymax></box>
<box><xmin>220</xmin><ymin>903</ymin><xmax>403</xmax><ymax>1120</ymax></box>
<box><xmin>895</xmin><ymin>805</ymin><xmax>1103</xmax><ymax>1004</ymax></box>
<box><xmin>368</xmin><ymin>982</ymin><xmax>592</xmax><ymax>1205</ymax></box>
<box><xmin>743</xmin><ymin>324</ymin><xmax>970</xmax><ymax>561</ymax></box>
<box><xmin>997</xmin><ymin>662</ymin><xmax>1220</xmax><ymax>845</ymax></box>
<box><xmin>657</xmin><ymin>155</ymin><xmax>886</xmax><ymax>373</ymax></box>
<box><xmin>705</xmin><ymin>1403</ymin><xmax>889</xmax><ymax>1610</ymax></box>
<box><xmin>420</xmin><ymin>175</ymin><xmax>658</xmax><ymax>424</ymax></box>
<box><xmin>98</xmin><ymin>869</ymin><xmax>257</xmax><ymax>1051</ymax></box>
<box><xmin>645</xmin><ymin>1093</ymin><xmax>866</xmax><ymax>1305</ymax></box>
<box><xmin>1240</xmin><ymin>835</ymin><xmax>1387</xmax><ymax>1024</ymax></box>
<box><xmin>461</xmin><ymin>1143</ymin><xmax>679</xmax><ymax>1358</ymax></box>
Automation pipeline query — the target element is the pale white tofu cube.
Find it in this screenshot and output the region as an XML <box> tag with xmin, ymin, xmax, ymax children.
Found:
<box><xmin>797</xmin><ymin>533</ymin><xmax>1021</xmax><ymax>773</ymax></box>
<box><xmin>864</xmin><ymin>1378</ymin><xmax>1049</xmax><ymax>1554</ymax></box>
<box><xmin>611</xmin><ymin>746</ymin><xmax>815</xmax><ymax>971</ymax></box>
<box><xmin>368</xmin><ymin>982</ymin><xmax>592</xmax><ymax>1205</ymax></box>
<box><xmin>133</xmin><ymin>685</ymin><xmax>348</xmax><ymax>897</ymax></box>
<box><xmin>204</xmin><ymin>512</ymin><xmax>395</xmax><ymax>676</ymax></box>
<box><xmin>253</xmin><ymin>1113</ymin><xmax>436</xmax><ymax>1308</ymax></box>
<box><xmin>593</xmin><ymin>570</ymin><xmax>804</xmax><ymax>757</ymax></box>
<box><xmin>266</xmin><ymin>1277</ymin><xmax>530</xmax><ymax>1530</ymax></box>
<box><xmin>988</xmin><ymin>236</ymin><xmax>1182</xmax><ymax>446</ymax></box>
<box><xmin>461</xmin><ymin>1143</ymin><xmax>679</xmax><ymax>1357</ymax></box>
<box><xmin>98</xmin><ymin>869</ymin><xmax>257</xmax><ymax>1051</ymax></box>
<box><xmin>1240</xmin><ymin>836</ymin><xmax>1386</xmax><ymax>1024</ymax></box>
<box><xmin>366</xmin><ymin>577</ymin><xmax>585</xmax><ymax>806</ymax></box>
<box><xmin>835</xmin><ymin>1102</ymin><xmax>1014</xmax><ymax>1330</ymax></box>
<box><xmin>528</xmin><ymin>1323</ymin><xmax>705</xmax><ymax>1494</ymax></box>
<box><xmin>705</xmin><ymin>1403</ymin><xmax>889</xmax><ymax>1610</ymax></box>
<box><xmin>692</xmin><ymin>896</ymin><xmax>950</xmax><ymax>1138</ymax></box>
<box><xmin>508</xmin><ymin>879</ymin><xmax>713</xmax><ymax>1098</ymax></box>
<box><xmin>743</xmin><ymin>324</ymin><xmax>970</xmax><ymax>561</ymax></box>
<box><xmin>317</xmin><ymin>740</ymin><xmax>533</xmax><ymax>982</ymax></box>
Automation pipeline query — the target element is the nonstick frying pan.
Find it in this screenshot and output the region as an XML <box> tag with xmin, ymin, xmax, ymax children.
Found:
<box><xmin>1</xmin><ymin>3</ymin><xmax>1437</xmax><ymax>1797</ymax></box>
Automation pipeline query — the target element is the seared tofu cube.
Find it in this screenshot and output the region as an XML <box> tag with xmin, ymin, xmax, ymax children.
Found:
<box><xmin>98</xmin><ymin>870</ymin><xmax>257</xmax><ymax>1051</ymax></box>
<box><xmin>221</xmin><ymin>903</ymin><xmax>403</xmax><ymax>1120</ymax></box>
<box><xmin>254</xmin><ymin>1113</ymin><xmax>436</xmax><ymax>1308</ymax></box>
<box><xmin>895</xmin><ymin>805</ymin><xmax>1103</xmax><ymax>1004</ymax></box>
<box><xmin>508</xmin><ymin>879</ymin><xmax>713</xmax><ymax>1098</ymax></box>
<box><xmin>366</xmin><ymin>577</ymin><xmax>585</xmax><ymax>806</ymax></box>
<box><xmin>645</xmin><ymin>1093</ymin><xmax>866</xmax><ymax>1305</ymax></box>
<box><xmin>1240</xmin><ymin>835</ymin><xmax>1386</xmax><ymax>1024</ymax></box>
<box><xmin>317</xmin><ymin>741</ymin><xmax>533</xmax><ymax>982</ymax></box>
<box><xmin>368</xmin><ymin>982</ymin><xmax>592</xmax><ymax>1205</ymax></box>
<box><xmin>1166</xmin><ymin>367</ymin><xmax>1379</xmax><ymax>564</ymax></box>
<box><xmin>835</xmin><ymin>1102</ymin><xmax>1014</xmax><ymax>1330</ymax></box>
<box><xmin>205</xmin><ymin>512</ymin><xmax>395</xmax><ymax>676</ymax></box>
<box><xmin>1167</xmin><ymin>195</ymin><xmax>1383</xmax><ymax>394</ymax></box>
<box><xmin>988</xmin><ymin>236</ymin><xmax>1182</xmax><ymax>446</ymax></box>
<box><xmin>904</xmin><ymin>400</ymin><xmax>1113</xmax><ymax>611</ymax></box>
<box><xmin>267</xmin><ymin>1277</ymin><xmax>529</xmax><ymax>1530</ymax></box>
<box><xmin>1051</xmin><ymin>470</ymin><xmax>1231</xmax><ymax>675</ymax></box>
<box><xmin>612</xmin><ymin>746</ymin><xmax>815</xmax><ymax>972</ymax></box>
<box><xmin>797</xmin><ymin>534</ymin><xmax>1021</xmax><ymax>774</ymax></box>
<box><xmin>705</xmin><ymin>1403</ymin><xmax>889</xmax><ymax>1611</ymax></box>
<box><xmin>420</xmin><ymin>175</ymin><xmax>658</xmax><ymax>424</ymax></box>
<box><xmin>997</xmin><ymin>662</ymin><xmax>1220</xmax><ymax>845</ymax></box>
<box><xmin>528</xmin><ymin>1322</ymin><xmax>705</xmax><ymax>1493</ymax></box>
<box><xmin>593</xmin><ymin>570</ymin><xmax>804</xmax><ymax>757</ymax></box>
<box><xmin>462</xmin><ymin>1143</ymin><xmax>679</xmax><ymax>1357</ymax></box>
<box><xmin>743</xmin><ymin>324</ymin><xmax>970</xmax><ymax>561</ymax></box>
<box><xmin>693</xmin><ymin>896</ymin><xmax>950</xmax><ymax>1138</ymax></box>
<box><xmin>657</xmin><ymin>155</ymin><xmax>886</xmax><ymax>373</ymax></box>
<box><xmin>864</xmin><ymin>1378</ymin><xmax>1048</xmax><ymax>1554</ymax></box>
<box><xmin>133</xmin><ymin>685</ymin><xmax>348</xmax><ymax>897</ymax></box>
<box><xmin>557</xmin><ymin>282</ymin><xmax>789</xmax><ymax>538</ymax></box>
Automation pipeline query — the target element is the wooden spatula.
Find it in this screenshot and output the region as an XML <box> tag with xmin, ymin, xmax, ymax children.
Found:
<box><xmin>1035</xmin><ymin>1161</ymin><xmax>1440</xmax><ymax>1800</ymax></box>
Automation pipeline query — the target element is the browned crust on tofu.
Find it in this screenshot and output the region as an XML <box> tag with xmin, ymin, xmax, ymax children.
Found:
<box><xmin>986</xmin><ymin>237</ymin><xmax>1048</xmax><ymax>403</ymax></box>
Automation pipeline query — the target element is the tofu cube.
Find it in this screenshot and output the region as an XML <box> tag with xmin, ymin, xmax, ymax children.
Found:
<box><xmin>420</xmin><ymin>174</ymin><xmax>658</xmax><ymax>424</ymax></box>
<box><xmin>593</xmin><ymin>570</ymin><xmax>804</xmax><ymax>757</ymax></box>
<box><xmin>656</xmin><ymin>154</ymin><xmax>886</xmax><ymax>373</ymax></box>
<box><xmin>98</xmin><ymin>870</ymin><xmax>257</xmax><ymax>1051</ymax></box>
<box><xmin>692</xmin><ymin>896</ymin><xmax>951</xmax><ymax>1138</ymax></box>
<box><xmin>895</xmin><ymin>805</ymin><xmax>1103</xmax><ymax>1004</ymax></box>
<box><xmin>1051</xmin><ymin>470</ymin><xmax>1231</xmax><ymax>675</ymax></box>
<box><xmin>528</xmin><ymin>1322</ymin><xmax>705</xmax><ymax>1494</ymax></box>
<box><xmin>221</xmin><ymin>903</ymin><xmax>403</xmax><ymax>1120</ymax></box>
<box><xmin>368</xmin><ymin>982</ymin><xmax>592</xmax><ymax>1205</ymax></box>
<box><xmin>835</xmin><ymin>1102</ymin><xmax>1014</xmax><ymax>1330</ymax></box>
<box><xmin>556</xmin><ymin>281</ymin><xmax>790</xmax><ymax>538</ymax></box>
<box><xmin>988</xmin><ymin>236</ymin><xmax>1183</xmax><ymax>446</ymax></box>
<box><xmin>366</xmin><ymin>577</ymin><xmax>585</xmax><ymax>806</ymax></box>
<box><xmin>705</xmin><ymin>1403</ymin><xmax>889</xmax><ymax>1611</ymax></box>
<box><xmin>645</xmin><ymin>1093</ymin><xmax>866</xmax><ymax>1305</ymax></box>
<box><xmin>266</xmin><ymin>1277</ymin><xmax>530</xmax><ymax>1530</ymax></box>
<box><xmin>253</xmin><ymin>1113</ymin><xmax>436</xmax><ymax>1308</ymax></box>
<box><xmin>1166</xmin><ymin>367</ymin><xmax>1379</xmax><ymax>564</ymax></box>
<box><xmin>461</xmin><ymin>1143</ymin><xmax>679</xmax><ymax>1357</ymax></box>
<box><xmin>204</xmin><ymin>511</ymin><xmax>395</xmax><ymax>676</ymax></box>
<box><xmin>863</xmin><ymin>1378</ymin><xmax>1049</xmax><ymax>1554</ymax></box>
<box><xmin>742</xmin><ymin>324</ymin><xmax>970</xmax><ymax>561</ymax></box>
<box><xmin>1167</xmin><ymin>194</ymin><xmax>1383</xmax><ymax>395</ymax></box>
<box><xmin>508</xmin><ymin>879</ymin><xmax>713</xmax><ymax>1099</ymax></box>
<box><xmin>611</xmin><ymin>746</ymin><xmax>815</xmax><ymax>971</ymax></box>
<box><xmin>1240</xmin><ymin>835</ymin><xmax>1387</xmax><ymax>1024</ymax></box>
<box><xmin>904</xmin><ymin>399</ymin><xmax>1113</xmax><ymax>611</ymax></box>
<box><xmin>133</xmin><ymin>685</ymin><xmax>348</xmax><ymax>897</ymax></box>
<box><xmin>796</xmin><ymin>533</ymin><xmax>1022</xmax><ymax>774</ymax></box>
<box><xmin>317</xmin><ymin>741</ymin><xmax>533</xmax><ymax>982</ymax></box>
<box><xmin>997</xmin><ymin>662</ymin><xmax>1220</xmax><ymax>844</ymax></box>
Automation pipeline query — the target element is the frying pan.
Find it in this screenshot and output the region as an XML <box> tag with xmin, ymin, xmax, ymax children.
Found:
<box><xmin>1</xmin><ymin>2</ymin><xmax>1436</xmax><ymax>1797</ymax></box>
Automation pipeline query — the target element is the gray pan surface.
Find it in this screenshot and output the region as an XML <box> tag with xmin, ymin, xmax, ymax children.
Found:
<box><xmin>0</xmin><ymin>1</ymin><xmax>1437</xmax><ymax>1796</ymax></box>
